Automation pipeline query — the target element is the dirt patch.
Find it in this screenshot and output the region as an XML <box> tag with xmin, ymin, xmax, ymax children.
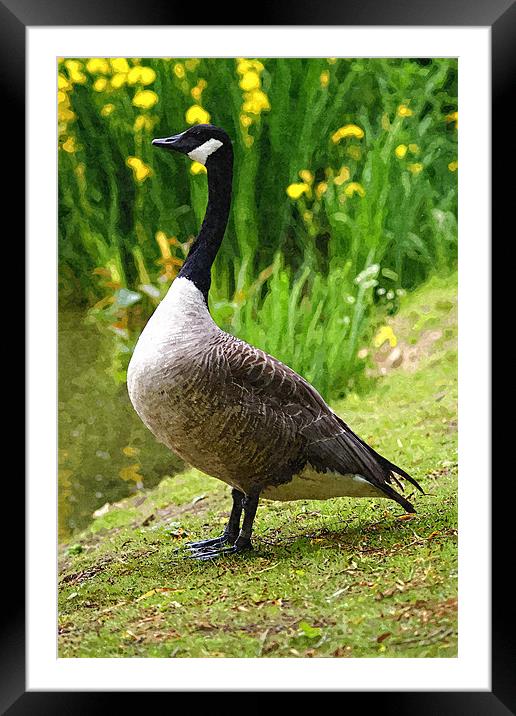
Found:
<box><xmin>368</xmin><ymin>294</ymin><xmax>457</xmax><ymax>377</ymax></box>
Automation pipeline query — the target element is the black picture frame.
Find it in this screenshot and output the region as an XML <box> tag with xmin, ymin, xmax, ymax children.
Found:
<box><xmin>7</xmin><ymin>0</ymin><xmax>507</xmax><ymax>710</ymax></box>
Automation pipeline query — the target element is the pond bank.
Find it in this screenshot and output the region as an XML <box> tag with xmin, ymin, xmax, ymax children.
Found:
<box><xmin>58</xmin><ymin>276</ymin><xmax>458</xmax><ymax>658</ymax></box>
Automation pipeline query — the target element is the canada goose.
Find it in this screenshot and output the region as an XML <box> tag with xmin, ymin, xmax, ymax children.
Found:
<box><xmin>127</xmin><ymin>124</ymin><xmax>423</xmax><ymax>560</ymax></box>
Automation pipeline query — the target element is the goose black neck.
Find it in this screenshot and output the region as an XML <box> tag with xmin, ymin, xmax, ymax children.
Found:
<box><xmin>178</xmin><ymin>145</ymin><xmax>233</xmax><ymax>303</ymax></box>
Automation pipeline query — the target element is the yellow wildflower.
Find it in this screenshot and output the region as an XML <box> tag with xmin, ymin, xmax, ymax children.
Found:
<box><xmin>100</xmin><ymin>103</ymin><xmax>115</xmax><ymax>117</ymax></box>
<box><xmin>127</xmin><ymin>66</ymin><xmax>141</xmax><ymax>84</ymax></box>
<box><xmin>126</xmin><ymin>156</ymin><xmax>152</xmax><ymax>182</ymax></box>
<box><xmin>185</xmin><ymin>59</ymin><xmax>200</xmax><ymax>72</ymax></box>
<box><xmin>286</xmin><ymin>182</ymin><xmax>309</xmax><ymax>200</ymax></box>
<box><xmin>133</xmin><ymin>90</ymin><xmax>159</xmax><ymax>109</ymax></box>
<box><xmin>111</xmin><ymin>73</ymin><xmax>127</xmax><ymax>89</ymax></box>
<box><xmin>327</xmin><ymin>58</ymin><xmax>337</xmax><ymax>65</ymax></box>
<box><xmin>448</xmin><ymin>160</ymin><xmax>458</xmax><ymax>172</ymax></box>
<box><xmin>239</xmin><ymin>71</ymin><xmax>261</xmax><ymax>92</ymax></box>
<box><xmin>240</xmin><ymin>114</ymin><xmax>252</xmax><ymax>128</ymax></box>
<box><xmin>111</xmin><ymin>57</ymin><xmax>130</xmax><ymax>74</ymax></box>
<box><xmin>395</xmin><ymin>144</ymin><xmax>407</xmax><ymax>159</ymax></box>
<box><xmin>93</xmin><ymin>78</ymin><xmax>108</xmax><ymax>92</ymax></box>
<box><xmin>58</xmin><ymin>106</ymin><xmax>75</xmax><ymax>122</ymax></box>
<box><xmin>333</xmin><ymin>166</ymin><xmax>350</xmax><ymax>186</ymax></box>
<box><xmin>397</xmin><ymin>104</ymin><xmax>413</xmax><ymax>117</ymax></box>
<box><xmin>122</xmin><ymin>446</ymin><xmax>140</xmax><ymax>457</ymax></box>
<box><xmin>139</xmin><ymin>67</ymin><xmax>156</xmax><ymax>85</ymax></box>
<box><xmin>374</xmin><ymin>325</ymin><xmax>397</xmax><ymax>349</ymax></box>
<box><xmin>57</xmin><ymin>90</ymin><xmax>68</xmax><ymax>105</ymax></box>
<box><xmin>173</xmin><ymin>63</ymin><xmax>186</xmax><ymax>79</ymax></box>
<box><xmin>185</xmin><ymin>105</ymin><xmax>210</xmax><ymax>124</ymax></box>
<box><xmin>242</xmin><ymin>89</ymin><xmax>270</xmax><ymax>115</ymax></box>
<box><xmin>62</xmin><ymin>136</ymin><xmax>77</xmax><ymax>153</ymax></box>
<box><xmin>344</xmin><ymin>182</ymin><xmax>366</xmax><ymax>198</ymax></box>
<box><xmin>320</xmin><ymin>70</ymin><xmax>330</xmax><ymax>87</ymax></box>
<box><xmin>134</xmin><ymin>115</ymin><xmax>145</xmax><ymax>131</ymax></box>
<box><xmin>299</xmin><ymin>169</ymin><xmax>314</xmax><ymax>184</ymax></box>
<box><xmin>65</xmin><ymin>60</ymin><xmax>86</xmax><ymax>85</ymax></box>
<box><xmin>86</xmin><ymin>58</ymin><xmax>110</xmax><ymax>74</ymax></box>
<box><xmin>236</xmin><ymin>59</ymin><xmax>264</xmax><ymax>75</ymax></box>
<box><xmin>303</xmin><ymin>210</ymin><xmax>313</xmax><ymax>223</ymax></box>
<box><xmin>346</xmin><ymin>146</ymin><xmax>362</xmax><ymax>161</ymax></box>
<box><xmin>315</xmin><ymin>181</ymin><xmax>328</xmax><ymax>199</ymax></box>
<box><xmin>331</xmin><ymin>124</ymin><xmax>364</xmax><ymax>143</ymax></box>
<box><xmin>445</xmin><ymin>111</ymin><xmax>458</xmax><ymax>129</ymax></box>
<box><xmin>57</xmin><ymin>74</ymin><xmax>70</xmax><ymax>90</ymax></box>
<box><xmin>408</xmin><ymin>143</ymin><xmax>419</xmax><ymax>154</ymax></box>
<box><xmin>408</xmin><ymin>162</ymin><xmax>423</xmax><ymax>175</ymax></box>
<box><xmin>191</xmin><ymin>86</ymin><xmax>202</xmax><ymax>101</ymax></box>
<box><xmin>244</xmin><ymin>135</ymin><xmax>254</xmax><ymax>148</ymax></box>
<box><xmin>119</xmin><ymin>464</ymin><xmax>143</xmax><ymax>483</ymax></box>
<box><xmin>133</xmin><ymin>114</ymin><xmax>155</xmax><ymax>132</ymax></box>
<box><xmin>190</xmin><ymin>161</ymin><xmax>207</xmax><ymax>175</ymax></box>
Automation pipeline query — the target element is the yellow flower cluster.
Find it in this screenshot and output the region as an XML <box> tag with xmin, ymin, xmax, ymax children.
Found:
<box><xmin>191</xmin><ymin>78</ymin><xmax>207</xmax><ymax>102</ymax></box>
<box><xmin>287</xmin><ymin>166</ymin><xmax>366</xmax><ymax>202</ymax></box>
<box><xmin>286</xmin><ymin>183</ymin><xmax>310</xmax><ymax>200</ymax></box>
<box><xmin>408</xmin><ymin>163</ymin><xmax>423</xmax><ymax>175</ymax></box>
<box><xmin>344</xmin><ymin>182</ymin><xmax>366</xmax><ymax>198</ymax></box>
<box><xmin>65</xmin><ymin>60</ymin><xmax>87</xmax><ymax>85</ymax></box>
<box><xmin>395</xmin><ymin>144</ymin><xmax>407</xmax><ymax>159</ymax></box>
<box><xmin>448</xmin><ymin>160</ymin><xmax>458</xmax><ymax>172</ymax></box>
<box><xmin>127</xmin><ymin>66</ymin><xmax>156</xmax><ymax>86</ymax></box>
<box><xmin>286</xmin><ymin>169</ymin><xmax>315</xmax><ymax>199</ymax></box>
<box><xmin>57</xmin><ymin>70</ymin><xmax>76</xmax><ymax>135</ymax></box>
<box><xmin>333</xmin><ymin>166</ymin><xmax>350</xmax><ymax>186</ymax></box>
<box><xmin>87</xmin><ymin>58</ymin><xmax>157</xmax><ymax>92</ymax></box>
<box><xmin>134</xmin><ymin>114</ymin><xmax>157</xmax><ymax>133</ymax></box>
<box><xmin>132</xmin><ymin>90</ymin><xmax>159</xmax><ymax>110</ymax></box>
<box><xmin>173</xmin><ymin>63</ymin><xmax>186</xmax><ymax>79</ymax></box>
<box><xmin>185</xmin><ymin>105</ymin><xmax>210</xmax><ymax>125</ymax></box>
<box><xmin>331</xmin><ymin>124</ymin><xmax>364</xmax><ymax>143</ymax></box>
<box><xmin>236</xmin><ymin>58</ymin><xmax>270</xmax><ymax>147</ymax></box>
<box><xmin>445</xmin><ymin>111</ymin><xmax>458</xmax><ymax>129</ymax></box>
<box><xmin>185</xmin><ymin>59</ymin><xmax>200</xmax><ymax>72</ymax></box>
<box><xmin>395</xmin><ymin>143</ymin><xmax>419</xmax><ymax>159</ymax></box>
<box><xmin>190</xmin><ymin>161</ymin><xmax>207</xmax><ymax>175</ymax></box>
<box><xmin>61</xmin><ymin>136</ymin><xmax>77</xmax><ymax>154</ymax></box>
<box><xmin>101</xmin><ymin>103</ymin><xmax>115</xmax><ymax>117</ymax></box>
<box><xmin>315</xmin><ymin>182</ymin><xmax>328</xmax><ymax>199</ymax></box>
<box><xmin>397</xmin><ymin>104</ymin><xmax>413</xmax><ymax>117</ymax></box>
<box><xmin>126</xmin><ymin>156</ymin><xmax>152</xmax><ymax>182</ymax></box>
<box><xmin>86</xmin><ymin>58</ymin><xmax>110</xmax><ymax>75</ymax></box>
<box><xmin>320</xmin><ymin>70</ymin><xmax>330</xmax><ymax>88</ymax></box>
<box><xmin>374</xmin><ymin>325</ymin><xmax>397</xmax><ymax>349</ymax></box>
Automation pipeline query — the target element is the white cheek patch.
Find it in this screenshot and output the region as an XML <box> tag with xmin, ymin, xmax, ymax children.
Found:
<box><xmin>188</xmin><ymin>138</ymin><xmax>223</xmax><ymax>165</ymax></box>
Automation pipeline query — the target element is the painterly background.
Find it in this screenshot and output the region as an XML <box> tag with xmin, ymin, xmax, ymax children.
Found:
<box><xmin>58</xmin><ymin>57</ymin><xmax>457</xmax><ymax>540</ymax></box>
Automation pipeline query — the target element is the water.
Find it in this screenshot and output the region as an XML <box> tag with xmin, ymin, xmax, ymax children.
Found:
<box><xmin>58</xmin><ymin>308</ymin><xmax>182</xmax><ymax>540</ymax></box>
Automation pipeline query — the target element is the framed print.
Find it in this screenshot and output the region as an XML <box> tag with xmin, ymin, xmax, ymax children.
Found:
<box><xmin>5</xmin><ymin>0</ymin><xmax>509</xmax><ymax>709</ymax></box>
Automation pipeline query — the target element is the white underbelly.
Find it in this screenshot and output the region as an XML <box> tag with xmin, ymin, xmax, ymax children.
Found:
<box><xmin>261</xmin><ymin>466</ymin><xmax>384</xmax><ymax>501</ymax></box>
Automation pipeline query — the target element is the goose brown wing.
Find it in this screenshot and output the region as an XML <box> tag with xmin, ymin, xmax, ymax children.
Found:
<box><xmin>221</xmin><ymin>334</ymin><xmax>422</xmax><ymax>511</ymax></box>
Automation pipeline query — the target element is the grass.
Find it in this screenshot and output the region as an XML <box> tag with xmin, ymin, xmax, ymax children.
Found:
<box><xmin>58</xmin><ymin>276</ymin><xmax>457</xmax><ymax>658</ymax></box>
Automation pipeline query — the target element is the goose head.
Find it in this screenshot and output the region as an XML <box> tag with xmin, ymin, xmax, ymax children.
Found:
<box><xmin>152</xmin><ymin>124</ymin><xmax>231</xmax><ymax>166</ymax></box>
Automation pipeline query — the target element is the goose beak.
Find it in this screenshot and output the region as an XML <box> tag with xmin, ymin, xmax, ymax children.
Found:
<box><xmin>152</xmin><ymin>133</ymin><xmax>185</xmax><ymax>151</ymax></box>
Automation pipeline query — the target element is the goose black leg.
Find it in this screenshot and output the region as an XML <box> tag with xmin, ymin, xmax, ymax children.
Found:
<box><xmin>188</xmin><ymin>489</ymin><xmax>260</xmax><ymax>560</ymax></box>
<box><xmin>186</xmin><ymin>488</ymin><xmax>244</xmax><ymax>554</ymax></box>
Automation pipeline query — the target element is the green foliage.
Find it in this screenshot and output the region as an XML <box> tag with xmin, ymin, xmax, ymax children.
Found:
<box><xmin>59</xmin><ymin>57</ymin><xmax>457</xmax><ymax>398</ymax></box>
